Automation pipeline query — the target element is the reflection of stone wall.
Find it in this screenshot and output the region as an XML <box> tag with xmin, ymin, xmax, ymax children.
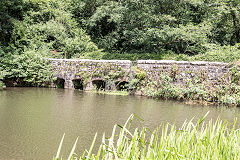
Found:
<box><xmin>50</xmin><ymin>58</ymin><xmax>230</xmax><ymax>90</ymax></box>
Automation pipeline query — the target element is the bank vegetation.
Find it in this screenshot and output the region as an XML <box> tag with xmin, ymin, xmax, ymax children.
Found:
<box><xmin>1</xmin><ymin>0</ymin><xmax>240</xmax><ymax>106</ymax></box>
<box><xmin>1</xmin><ymin>0</ymin><xmax>240</xmax><ymax>87</ymax></box>
<box><xmin>129</xmin><ymin>63</ymin><xmax>240</xmax><ymax>106</ymax></box>
<box><xmin>54</xmin><ymin>113</ymin><xmax>240</xmax><ymax>160</ymax></box>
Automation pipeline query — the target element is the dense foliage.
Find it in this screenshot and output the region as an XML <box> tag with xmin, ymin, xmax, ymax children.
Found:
<box><xmin>1</xmin><ymin>0</ymin><xmax>240</xmax><ymax>86</ymax></box>
<box><xmin>0</xmin><ymin>0</ymin><xmax>100</xmax><ymax>86</ymax></box>
<box><xmin>75</xmin><ymin>0</ymin><xmax>240</xmax><ymax>55</ymax></box>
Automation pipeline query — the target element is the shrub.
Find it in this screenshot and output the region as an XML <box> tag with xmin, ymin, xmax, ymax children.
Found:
<box><xmin>1</xmin><ymin>48</ymin><xmax>56</xmax><ymax>87</ymax></box>
<box><xmin>190</xmin><ymin>44</ymin><xmax>240</xmax><ymax>63</ymax></box>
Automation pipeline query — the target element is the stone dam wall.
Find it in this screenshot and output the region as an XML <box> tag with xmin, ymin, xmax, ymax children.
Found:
<box><xmin>49</xmin><ymin>59</ymin><xmax>132</xmax><ymax>90</ymax></box>
<box><xmin>136</xmin><ymin>60</ymin><xmax>229</xmax><ymax>84</ymax></box>
<box><xmin>49</xmin><ymin>58</ymin><xmax>230</xmax><ymax>90</ymax></box>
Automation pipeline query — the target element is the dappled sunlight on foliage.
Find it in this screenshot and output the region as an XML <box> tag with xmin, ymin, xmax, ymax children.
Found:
<box><xmin>1</xmin><ymin>0</ymin><xmax>240</xmax><ymax>86</ymax></box>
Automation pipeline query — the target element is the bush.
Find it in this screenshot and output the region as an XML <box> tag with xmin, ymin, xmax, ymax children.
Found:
<box><xmin>0</xmin><ymin>48</ymin><xmax>56</xmax><ymax>87</ymax></box>
<box><xmin>190</xmin><ymin>44</ymin><xmax>240</xmax><ymax>63</ymax></box>
<box><xmin>12</xmin><ymin>0</ymin><xmax>100</xmax><ymax>59</ymax></box>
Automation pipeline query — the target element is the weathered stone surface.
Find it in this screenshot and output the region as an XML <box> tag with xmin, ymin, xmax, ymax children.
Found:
<box><xmin>50</xmin><ymin>59</ymin><xmax>230</xmax><ymax>90</ymax></box>
<box><xmin>49</xmin><ymin>58</ymin><xmax>132</xmax><ymax>90</ymax></box>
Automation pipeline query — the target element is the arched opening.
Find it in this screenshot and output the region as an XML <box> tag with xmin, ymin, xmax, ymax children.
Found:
<box><xmin>72</xmin><ymin>79</ymin><xmax>84</xmax><ymax>90</ymax></box>
<box><xmin>55</xmin><ymin>78</ymin><xmax>65</xmax><ymax>88</ymax></box>
<box><xmin>92</xmin><ymin>80</ymin><xmax>106</xmax><ymax>90</ymax></box>
<box><xmin>115</xmin><ymin>81</ymin><xmax>129</xmax><ymax>91</ymax></box>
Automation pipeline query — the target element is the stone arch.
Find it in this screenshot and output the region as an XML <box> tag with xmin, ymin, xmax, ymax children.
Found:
<box><xmin>55</xmin><ymin>78</ymin><xmax>65</xmax><ymax>88</ymax></box>
<box><xmin>92</xmin><ymin>79</ymin><xmax>106</xmax><ymax>90</ymax></box>
<box><xmin>115</xmin><ymin>81</ymin><xmax>129</xmax><ymax>91</ymax></box>
<box><xmin>72</xmin><ymin>79</ymin><xmax>84</xmax><ymax>90</ymax></box>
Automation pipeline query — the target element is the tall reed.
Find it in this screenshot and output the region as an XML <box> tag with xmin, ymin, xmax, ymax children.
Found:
<box><xmin>54</xmin><ymin>112</ymin><xmax>240</xmax><ymax>159</ymax></box>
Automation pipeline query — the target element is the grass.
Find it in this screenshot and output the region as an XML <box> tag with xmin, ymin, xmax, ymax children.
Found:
<box><xmin>54</xmin><ymin>112</ymin><xmax>240</xmax><ymax>160</ymax></box>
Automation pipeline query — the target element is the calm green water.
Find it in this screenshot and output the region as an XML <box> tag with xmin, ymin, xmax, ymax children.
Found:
<box><xmin>0</xmin><ymin>88</ymin><xmax>240</xmax><ymax>160</ymax></box>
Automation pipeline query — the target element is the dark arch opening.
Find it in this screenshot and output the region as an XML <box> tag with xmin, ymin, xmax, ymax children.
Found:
<box><xmin>115</xmin><ymin>81</ymin><xmax>129</xmax><ymax>91</ymax></box>
<box><xmin>72</xmin><ymin>79</ymin><xmax>84</xmax><ymax>90</ymax></box>
<box><xmin>92</xmin><ymin>80</ymin><xmax>106</xmax><ymax>90</ymax></box>
<box><xmin>55</xmin><ymin>78</ymin><xmax>65</xmax><ymax>88</ymax></box>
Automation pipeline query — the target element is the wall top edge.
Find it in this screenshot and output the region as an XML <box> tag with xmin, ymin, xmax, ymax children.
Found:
<box><xmin>49</xmin><ymin>58</ymin><xmax>228</xmax><ymax>65</ymax></box>
<box><xmin>136</xmin><ymin>60</ymin><xmax>228</xmax><ymax>65</ymax></box>
<box><xmin>48</xmin><ymin>58</ymin><xmax>132</xmax><ymax>63</ymax></box>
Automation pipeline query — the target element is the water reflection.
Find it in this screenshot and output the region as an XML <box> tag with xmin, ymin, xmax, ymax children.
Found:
<box><xmin>0</xmin><ymin>88</ymin><xmax>240</xmax><ymax>160</ymax></box>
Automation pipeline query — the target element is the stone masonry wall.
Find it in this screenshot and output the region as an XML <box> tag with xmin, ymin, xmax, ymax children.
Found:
<box><xmin>49</xmin><ymin>58</ymin><xmax>230</xmax><ymax>90</ymax></box>
<box><xmin>136</xmin><ymin>60</ymin><xmax>229</xmax><ymax>84</ymax></box>
<box><xmin>49</xmin><ymin>58</ymin><xmax>132</xmax><ymax>89</ymax></box>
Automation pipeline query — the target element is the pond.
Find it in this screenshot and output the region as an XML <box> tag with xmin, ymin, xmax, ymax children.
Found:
<box><xmin>0</xmin><ymin>88</ymin><xmax>240</xmax><ymax>160</ymax></box>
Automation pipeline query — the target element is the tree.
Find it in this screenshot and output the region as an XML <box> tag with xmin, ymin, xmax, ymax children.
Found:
<box><xmin>79</xmin><ymin>0</ymin><xmax>212</xmax><ymax>54</ymax></box>
<box><xmin>0</xmin><ymin>0</ymin><xmax>25</xmax><ymax>46</ymax></box>
<box><xmin>11</xmin><ymin>0</ymin><xmax>100</xmax><ymax>58</ymax></box>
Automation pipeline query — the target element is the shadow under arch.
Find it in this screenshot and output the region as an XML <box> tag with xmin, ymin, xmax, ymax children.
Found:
<box><xmin>72</xmin><ymin>79</ymin><xmax>84</xmax><ymax>90</ymax></box>
<box><xmin>115</xmin><ymin>81</ymin><xmax>129</xmax><ymax>91</ymax></box>
<box><xmin>92</xmin><ymin>79</ymin><xmax>106</xmax><ymax>90</ymax></box>
<box><xmin>55</xmin><ymin>78</ymin><xmax>65</xmax><ymax>88</ymax></box>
